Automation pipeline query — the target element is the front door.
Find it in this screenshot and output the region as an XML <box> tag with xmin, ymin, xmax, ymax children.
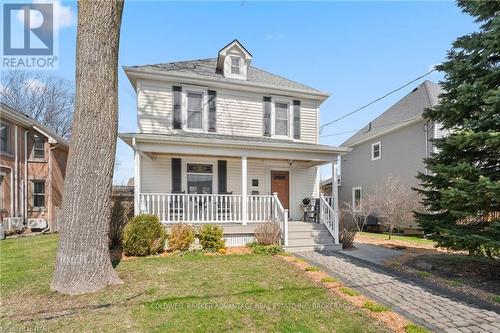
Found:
<box><xmin>271</xmin><ymin>171</ymin><xmax>289</xmax><ymax>209</ymax></box>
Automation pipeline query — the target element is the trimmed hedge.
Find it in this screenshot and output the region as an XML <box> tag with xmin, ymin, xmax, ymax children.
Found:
<box><xmin>122</xmin><ymin>214</ymin><xmax>166</xmax><ymax>256</ymax></box>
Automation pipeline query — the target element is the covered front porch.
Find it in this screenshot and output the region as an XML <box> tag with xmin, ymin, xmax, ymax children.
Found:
<box><xmin>119</xmin><ymin>132</ymin><xmax>347</xmax><ymax>246</ymax></box>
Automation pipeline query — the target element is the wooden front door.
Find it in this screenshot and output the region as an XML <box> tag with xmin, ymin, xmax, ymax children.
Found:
<box><xmin>271</xmin><ymin>171</ymin><xmax>289</xmax><ymax>209</ymax></box>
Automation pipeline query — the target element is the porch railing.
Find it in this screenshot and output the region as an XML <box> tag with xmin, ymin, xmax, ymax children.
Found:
<box><xmin>140</xmin><ymin>193</ymin><xmax>286</xmax><ymax>224</ymax></box>
<box><xmin>319</xmin><ymin>194</ymin><xmax>338</xmax><ymax>243</ymax></box>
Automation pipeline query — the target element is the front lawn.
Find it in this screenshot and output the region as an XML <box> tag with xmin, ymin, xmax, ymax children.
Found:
<box><xmin>0</xmin><ymin>235</ymin><xmax>389</xmax><ymax>332</ymax></box>
<box><xmin>357</xmin><ymin>232</ymin><xmax>436</xmax><ymax>248</ymax></box>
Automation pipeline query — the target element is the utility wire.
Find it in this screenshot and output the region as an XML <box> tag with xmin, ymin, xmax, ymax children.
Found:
<box><xmin>320</xmin><ymin>118</ymin><xmax>423</xmax><ymax>138</ymax></box>
<box><xmin>319</xmin><ymin>69</ymin><xmax>435</xmax><ymax>133</ymax></box>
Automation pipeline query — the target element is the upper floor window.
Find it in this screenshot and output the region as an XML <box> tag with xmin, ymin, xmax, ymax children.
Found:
<box><xmin>371</xmin><ymin>141</ymin><xmax>381</xmax><ymax>160</ymax></box>
<box><xmin>230</xmin><ymin>57</ymin><xmax>240</xmax><ymax>75</ymax></box>
<box><xmin>187</xmin><ymin>92</ymin><xmax>203</xmax><ymax>129</ymax></box>
<box><xmin>33</xmin><ymin>180</ymin><xmax>45</xmax><ymax>208</ymax></box>
<box><xmin>33</xmin><ymin>136</ymin><xmax>45</xmax><ymax>159</ymax></box>
<box><xmin>274</xmin><ymin>102</ymin><xmax>289</xmax><ymax>136</ymax></box>
<box><xmin>0</xmin><ymin>123</ymin><xmax>10</xmax><ymax>154</ymax></box>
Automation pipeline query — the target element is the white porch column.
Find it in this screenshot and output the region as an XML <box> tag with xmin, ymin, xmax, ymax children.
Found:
<box><xmin>134</xmin><ymin>149</ymin><xmax>141</xmax><ymax>215</ymax></box>
<box><xmin>241</xmin><ymin>156</ymin><xmax>247</xmax><ymax>225</ymax></box>
<box><xmin>332</xmin><ymin>161</ymin><xmax>339</xmax><ymax>244</ymax></box>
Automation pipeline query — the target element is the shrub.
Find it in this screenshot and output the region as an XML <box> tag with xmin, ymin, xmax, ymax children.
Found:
<box><xmin>249</xmin><ymin>242</ymin><xmax>284</xmax><ymax>255</ymax></box>
<box><xmin>109</xmin><ymin>198</ymin><xmax>127</xmax><ymax>247</ymax></box>
<box><xmin>339</xmin><ymin>287</ymin><xmax>360</xmax><ymax>296</ymax></box>
<box><xmin>254</xmin><ymin>221</ymin><xmax>281</xmax><ymax>245</ymax></box>
<box><xmin>122</xmin><ymin>214</ymin><xmax>166</xmax><ymax>256</ymax></box>
<box><xmin>198</xmin><ymin>224</ymin><xmax>225</xmax><ymax>252</ymax></box>
<box><xmin>339</xmin><ymin>207</ymin><xmax>358</xmax><ymax>249</ymax></box>
<box><xmin>167</xmin><ymin>223</ymin><xmax>195</xmax><ymax>251</ymax></box>
<box><xmin>362</xmin><ymin>301</ymin><xmax>388</xmax><ymax>312</ymax></box>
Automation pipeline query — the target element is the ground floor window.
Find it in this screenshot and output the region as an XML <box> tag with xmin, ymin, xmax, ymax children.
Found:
<box><xmin>33</xmin><ymin>180</ymin><xmax>45</xmax><ymax>208</ymax></box>
<box><xmin>352</xmin><ymin>186</ymin><xmax>362</xmax><ymax>212</ymax></box>
<box><xmin>187</xmin><ymin>163</ymin><xmax>213</xmax><ymax>194</ymax></box>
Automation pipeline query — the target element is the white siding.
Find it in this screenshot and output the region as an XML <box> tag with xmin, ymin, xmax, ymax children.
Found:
<box><xmin>139</xmin><ymin>154</ymin><xmax>318</xmax><ymax>220</ymax></box>
<box><xmin>137</xmin><ymin>80</ymin><xmax>172</xmax><ymax>133</ymax></box>
<box><xmin>136</xmin><ymin>79</ymin><xmax>319</xmax><ymax>143</ymax></box>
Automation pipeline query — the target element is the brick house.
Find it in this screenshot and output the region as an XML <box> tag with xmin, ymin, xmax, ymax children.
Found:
<box><xmin>0</xmin><ymin>102</ymin><xmax>69</xmax><ymax>232</ymax></box>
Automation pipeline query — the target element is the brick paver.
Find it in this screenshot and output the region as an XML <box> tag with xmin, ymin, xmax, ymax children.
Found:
<box><xmin>298</xmin><ymin>251</ymin><xmax>500</xmax><ymax>333</ymax></box>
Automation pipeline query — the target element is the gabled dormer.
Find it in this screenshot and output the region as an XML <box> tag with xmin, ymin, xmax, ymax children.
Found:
<box><xmin>216</xmin><ymin>39</ymin><xmax>252</xmax><ymax>80</ymax></box>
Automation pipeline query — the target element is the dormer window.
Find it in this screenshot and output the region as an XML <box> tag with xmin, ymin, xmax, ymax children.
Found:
<box><xmin>231</xmin><ymin>57</ymin><xmax>240</xmax><ymax>75</ymax></box>
<box><xmin>216</xmin><ymin>39</ymin><xmax>252</xmax><ymax>80</ymax></box>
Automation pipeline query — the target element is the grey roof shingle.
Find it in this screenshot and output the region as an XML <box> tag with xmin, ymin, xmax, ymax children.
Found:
<box><xmin>124</xmin><ymin>58</ymin><xmax>327</xmax><ymax>95</ymax></box>
<box><xmin>341</xmin><ymin>80</ymin><xmax>443</xmax><ymax>147</ymax></box>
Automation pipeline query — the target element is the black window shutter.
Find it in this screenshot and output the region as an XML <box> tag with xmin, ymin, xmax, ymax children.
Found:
<box><xmin>218</xmin><ymin>160</ymin><xmax>227</xmax><ymax>193</ymax></box>
<box><xmin>171</xmin><ymin>158</ymin><xmax>182</xmax><ymax>192</ymax></box>
<box><xmin>173</xmin><ymin>86</ymin><xmax>182</xmax><ymax>129</ymax></box>
<box><xmin>293</xmin><ymin>100</ymin><xmax>301</xmax><ymax>139</ymax></box>
<box><xmin>263</xmin><ymin>96</ymin><xmax>272</xmax><ymax>136</ymax></box>
<box><xmin>208</xmin><ymin>90</ymin><xmax>217</xmax><ymax>132</ymax></box>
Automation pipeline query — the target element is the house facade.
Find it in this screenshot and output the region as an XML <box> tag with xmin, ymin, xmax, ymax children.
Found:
<box><xmin>0</xmin><ymin>102</ymin><xmax>68</xmax><ymax>233</ymax></box>
<box><xmin>323</xmin><ymin>81</ymin><xmax>444</xmax><ymax>226</ymax></box>
<box><xmin>119</xmin><ymin>40</ymin><xmax>347</xmax><ymax>250</ymax></box>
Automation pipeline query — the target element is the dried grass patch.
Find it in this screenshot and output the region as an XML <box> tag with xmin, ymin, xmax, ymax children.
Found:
<box><xmin>279</xmin><ymin>255</ymin><xmax>413</xmax><ymax>333</ymax></box>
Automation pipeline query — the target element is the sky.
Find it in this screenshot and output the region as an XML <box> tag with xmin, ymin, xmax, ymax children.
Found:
<box><xmin>21</xmin><ymin>0</ymin><xmax>478</xmax><ymax>184</ymax></box>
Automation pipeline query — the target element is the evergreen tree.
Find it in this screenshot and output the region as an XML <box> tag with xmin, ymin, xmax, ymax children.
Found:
<box><xmin>416</xmin><ymin>1</ymin><xmax>500</xmax><ymax>257</ymax></box>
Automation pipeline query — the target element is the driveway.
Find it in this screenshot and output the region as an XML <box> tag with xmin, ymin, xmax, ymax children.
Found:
<box><xmin>298</xmin><ymin>251</ymin><xmax>500</xmax><ymax>333</ymax></box>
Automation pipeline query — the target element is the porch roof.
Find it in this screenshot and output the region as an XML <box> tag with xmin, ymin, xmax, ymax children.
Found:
<box><xmin>119</xmin><ymin>132</ymin><xmax>349</xmax><ymax>163</ymax></box>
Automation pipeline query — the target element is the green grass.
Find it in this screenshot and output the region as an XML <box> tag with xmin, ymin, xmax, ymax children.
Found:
<box><xmin>416</xmin><ymin>271</ymin><xmax>431</xmax><ymax>278</ymax></box>
<box><xmin>304</xmin><ymin>266</ymin><xmax>320</xmax><ymax>272</ymax></box>
<box><xmin>0</xmin><ymin>234</ymin><xmax>389</xmax><ymax>332</ymax></box>
<box><xmin>320</xmin><ymin>277</ymin><xmax>339</xmax><ymax>283</ymax></box>
<box><xmin>404</xmin><ymin>323</ymin><xmax>430</xmax><ymax>333</ymax></box>
<box><xmin>362</xmin><ymin>301</ymin><xmax>388</xmax><ymax>312</ymax></box>
<box><xmin>339</xmin><ymin>287</ymin><xmax>361</xmax><ymax>297</ymax></box>
<box><xmin>358</xmin><ymin>232</ymin><xmax>436</xmax><ymax>246</ymax></box>
<box><xmin>492</xmin><ymin>295</ymin><xmax>500</xmax><ymax>304</ymax></box>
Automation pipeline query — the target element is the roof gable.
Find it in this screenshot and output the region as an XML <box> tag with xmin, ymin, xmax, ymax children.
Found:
<box><xmin>341</xmin><ymin>81</ymin><xmax>443</xmax><ymax>147</ymax></box>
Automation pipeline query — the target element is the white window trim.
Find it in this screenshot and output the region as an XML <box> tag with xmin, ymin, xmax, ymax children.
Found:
<box><xmin>181</xmin><ymin>85</ymin><xmax>208</xmax><ymax>133</ymax></box>
<box><xmin>182</xmin><ymin>160</ymin><xmax>217</xmax><ymax>194</ymax></box>
<box><xmin>270</xmin><ymin>96</ymin><xmax>293</xmax><ymax>139</ymax></box>
<box><xmin>352</xmin><ymin>186</ymin><xmax>362</xmax><ymax>213</ymax></box>
<box><xmin>371</xmin><ymin>141</ymin><xmax>381</xmax><ymax>160</ymax></box>
<box><xmin>230</xmin><ymin>56</ymin><xmax>241</xmax><ymax>75</ymax></box>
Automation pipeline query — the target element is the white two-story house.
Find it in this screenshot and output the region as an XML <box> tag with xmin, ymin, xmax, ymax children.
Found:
<box><xmin>119</xmin><ymin>40</ymin><xmax>347</xmax><ymax>250</ymax></box>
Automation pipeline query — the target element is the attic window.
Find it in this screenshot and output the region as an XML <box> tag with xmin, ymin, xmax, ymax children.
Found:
<box><xmin>230</xmin><ymin>57</ymin><xmax>240</xmax><ymax>75</ymax></box>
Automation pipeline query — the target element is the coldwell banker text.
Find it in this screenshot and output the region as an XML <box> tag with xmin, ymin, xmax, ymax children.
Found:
<box><xmin>2</xmin><ymin>2</ymin><xmax>58</xmax><ymax>69</ymax></box>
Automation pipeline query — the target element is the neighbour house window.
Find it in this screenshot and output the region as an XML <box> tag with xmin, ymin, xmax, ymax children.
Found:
<box><xmin>352</xmin><ymin>187</ymin><xmax>362</xmax><ymax>212</ymax></box>
<box><xmin>33</xmin><ymin>180</ymin><xmax>45</xmax><ymax>208</ymax></box>
<box><xmin>230</xmin><ymin>57</ymin><xmax>240</xmax><ymax>75</ymax></box>
<box><xmin>187</xmin><ymin>92</ymin><xmax>203</xmax><ymax>129</ymax></box>
<box><xmin>0</xmin><ymin>123</ymin><xmax>10</xmax><ymax>154</ymax></box>
<box><xmin>371</xmin><ymin>142</ymin><xmax>381</xmax><ymax>160</ymax></box>
<box><xmin>33</xmin><ymin>136</ymin><xmax>45</xmax><ymax>159</ymax></box>
<box><xmin>187</xmin><ymin>163</ymin><xmax>213</xmax><ymax>194</ymax></box>
<box><xmin>274</xmin><ymin>102</ymin><xmax>289</xmax><ymax>136</ymax></box>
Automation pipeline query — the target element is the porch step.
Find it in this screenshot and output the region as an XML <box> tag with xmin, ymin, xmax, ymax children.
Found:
<box><xmin>285</xmin><ymin>221</ymin><xmax>341</xmax><ymax>253</ymax></box>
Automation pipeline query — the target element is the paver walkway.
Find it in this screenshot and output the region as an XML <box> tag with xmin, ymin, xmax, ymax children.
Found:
<box><xmin>343</xmin><ymin>242</ymin><xmax>403</xmax><ymax>264</ymax></box>
<box><xmin>298</xmin><ymin>251</ymin><xmax>500</xmax><ymax>333</ymax></box>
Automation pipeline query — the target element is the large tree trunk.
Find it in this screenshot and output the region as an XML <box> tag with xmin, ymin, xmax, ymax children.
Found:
<box><xmin>51</xmin><ymin>0</ymin><xmax>124</xmax><ymax>295</ymax></box>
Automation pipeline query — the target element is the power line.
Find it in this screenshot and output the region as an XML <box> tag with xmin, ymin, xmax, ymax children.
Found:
<box><xmin>319</xmin><ymin>69</ymin><xmax>435</xmax><ymax>132</ymax></box>
<box><xmin>320</xmin><ymin>119</ymin><xmax>421</xmax><ymax>138</ymax></box>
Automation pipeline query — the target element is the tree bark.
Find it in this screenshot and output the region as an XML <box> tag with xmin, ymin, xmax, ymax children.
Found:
<box><xmin>51</xmin><ymin>0</ymin><xmax>124</xmax><ymax>295</ymax></box>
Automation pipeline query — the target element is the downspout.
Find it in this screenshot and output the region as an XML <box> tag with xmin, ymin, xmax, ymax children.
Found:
<box><xmin>48</xmin><ymin>144</ymin><xmax>59</xmax><ymax>231</ymax></box>
<box><xmin>24</xmin><ymin>129</ymin><xmax>28</xmax><ymax>224</ymax></box>
<box><xmin>424</xmin><ymin>123</ymin><xmax>429</xmax><ymax>175</ymax></box>
<box><xmin>14</xmin><ymin>126</ymin><xmax>18</xmax><ymax>216</ymax></box>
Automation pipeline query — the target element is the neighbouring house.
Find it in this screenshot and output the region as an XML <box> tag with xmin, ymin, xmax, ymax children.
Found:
<box><xmin>321</xmin><ymin>80</ymin><xmax>444</xmax><ymax>233</ymax></box>
<box><xmin>119</xmin><ymin>40</ymin><xmax>349</xmax><ymax>251</ymax></box>
<box><xmin>0</xmin><ymin>102</ymin><xmax>69</xmax><ymax>234</ymax></box>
